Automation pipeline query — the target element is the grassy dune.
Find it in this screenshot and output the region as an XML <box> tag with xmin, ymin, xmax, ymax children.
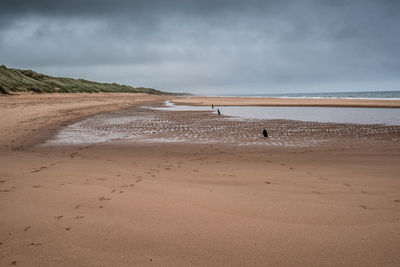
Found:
<box><xmin>0</xmin><ymin>65</ymin><xmax>169</xmax><ymax>95</ymax></box>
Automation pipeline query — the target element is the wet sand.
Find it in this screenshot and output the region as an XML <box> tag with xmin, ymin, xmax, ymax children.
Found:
<box><xmin>0</xmin><ymin>93</ymin><xmax>168</xmax><ymax>150</ymax></box>
<box><xmin>1</xmin><ymin>93</ymin><xmax>400</xmax><ymax>266</ymax></box>
<box><xmin>46</xmin><ymin>106</ymin><xmax>400</xmax><ymax>147</ymax></box>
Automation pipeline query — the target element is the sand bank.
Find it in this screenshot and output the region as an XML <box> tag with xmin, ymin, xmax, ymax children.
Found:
<box><xmin>1</xmin><ymin>93</ymin><xmax>400</xmax><ymax>266</ymax></box>
<box><xmin>172</xmin><ymin>96</ymin><xmax>400</xmax><ymax>108</ymax></box>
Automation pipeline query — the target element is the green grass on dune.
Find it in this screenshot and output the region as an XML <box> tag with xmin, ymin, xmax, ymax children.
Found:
<box><xmin>0</xmin><ymin>65</ymin><xmax>170</xmax><ymax>95</ymax></box>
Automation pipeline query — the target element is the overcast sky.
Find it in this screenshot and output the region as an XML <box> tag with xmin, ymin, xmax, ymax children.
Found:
<box><xmin>0</xmin><ymin>0</ymin><xmax>399</xmax><ymax>94</ymax></box>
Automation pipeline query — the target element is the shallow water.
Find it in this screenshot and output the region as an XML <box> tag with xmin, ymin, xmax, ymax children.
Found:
<box><xmin>152</xmin><ymin>101</ymin><xmax>400</xmax><ymax>125</ymax></box>
<box><xmin>44</xmin><ymin>102</ymin><xmax>400</xmax><ymax>147</ymax></box>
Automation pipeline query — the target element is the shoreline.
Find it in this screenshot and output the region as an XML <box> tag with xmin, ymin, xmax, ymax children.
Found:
<box><xmin>4</xmin><ymin>92</ymin><xmax>398</xmax><ymax>150</ymax></box>
<box><xmin>44</xmin><ymin>105</ymin><xmax>400</xmax><ymax>147</ymax></box>
<box><xmin>0</xmin><ymin>93</ymin><xmax>169</xmax><ymax>150</ymax></box>
<box><xmin>171</xmin><ymin>96</ymin><xmax>400</xmax><ymax>108</ymax></box>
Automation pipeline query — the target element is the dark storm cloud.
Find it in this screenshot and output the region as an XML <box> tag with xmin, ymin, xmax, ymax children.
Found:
<box><xmin>0</xmin><ymin>0</ymin><xmax>399</xmax><ymax>93</ymax></box>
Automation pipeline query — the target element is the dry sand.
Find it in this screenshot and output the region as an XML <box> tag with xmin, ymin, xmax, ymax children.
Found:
<box><xmin>172</xmin><ymin>96</ymin><xmax>400</xmax><ymax>108</ymax></box>
<box><xmin>1</xmin><ymin>93</ymin><xmax>400</xmax><ymax>266</ymax></box>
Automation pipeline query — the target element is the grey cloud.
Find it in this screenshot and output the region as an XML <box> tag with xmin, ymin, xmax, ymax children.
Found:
<box><xmin>0</xmin><ymin>0</ymin><xmax>399</xmax><ymax>94</ymax></box>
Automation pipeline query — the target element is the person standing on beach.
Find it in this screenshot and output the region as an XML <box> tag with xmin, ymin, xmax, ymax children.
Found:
<box><xmin>217</xmin><ymin>109</ymin><xmax>221</xmax><ymax>115</ymax></box>
<box><xmin>263</xmin><ymin>129</ymin><xmax>268</xmax><ymax>137</ymax></box>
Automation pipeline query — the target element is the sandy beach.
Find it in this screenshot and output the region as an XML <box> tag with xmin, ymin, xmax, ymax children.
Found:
<box><xmin>1</xmin><ymin>93</ymin><xmax>400</xmax><ymax>266</ymax></box>
<box><xmin>172</xmin><ymin>96</ymin><xmax>400</xmax><ymax>108</ymax></box>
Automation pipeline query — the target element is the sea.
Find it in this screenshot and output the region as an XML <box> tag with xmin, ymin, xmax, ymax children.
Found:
<box><xmin>220</xmin><ymin>90</ymin><xmax>400</xmax><ymax>100</ymax></box>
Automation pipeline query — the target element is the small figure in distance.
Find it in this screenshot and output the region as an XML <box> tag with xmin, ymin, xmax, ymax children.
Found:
<box><xmin>212</xmin><ymin>104</ymin><xmax>214</xmax><ymax>109</ymax></box>
<box><xmin>217</xmin><ymin>109</ymin><xmax>221</xmax><ymax>116</ymax></box>
<box><xmin>263</xmin><ymin>129</ymin><xmax>268</xmax><ymax>138</ymax></box>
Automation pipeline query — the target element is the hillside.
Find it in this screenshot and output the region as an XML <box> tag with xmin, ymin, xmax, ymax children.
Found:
<box><xmin>0</xmin><ymin>65</ymin><xmax>168</xmax><ymax>95</ymax></box>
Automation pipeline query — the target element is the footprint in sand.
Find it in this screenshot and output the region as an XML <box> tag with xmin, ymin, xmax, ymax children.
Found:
<box><xmin>69</xmin><ymin>152</ymin><xmax>79</xmax><ymax>158</ymax></box>
<box><xmin>30</xmin><ymin>166</ymin><xmax>47</xmax><ymax>173</ymax></box>
<box><xmin>74</xmin><ymin>216</ymin><xmax>84</xmax><ymax>219</ymax></box>
<box><xmin>265</xmin><ymin>181</ymin><xmax>272</xmax><ymax>184</ymax></box>
<box><xmin>361</xmin><ymin>190</ymin><xmax>372</xmax><ymax>195</ymax></box>
<box><xmin>78</xmin><ymin>146</ymin><xmax>91</xmax><ymax>151</ymax></box>
<box><xmin>359</xmin><ymin>204</ymin><xmax>373</xmax><ymax>210</ymax></box>
<box><xmin>32</xmin><ymin>185</ymin><xmax>41</xmax><ymax>189</ymax></box>
<box><xmin>55</xmin><ymin>215</ymin><xmax>63</xmax><ymax>220</ymax></box>
<box><xmin>29</xmin><ymin>242</ymin><xmax>41</xmax><ymax>246</ymax></box>
<box><xmin>98</xmin><ymin>197</ymin><xmax>111</xmax><ymax>201</ymax></box>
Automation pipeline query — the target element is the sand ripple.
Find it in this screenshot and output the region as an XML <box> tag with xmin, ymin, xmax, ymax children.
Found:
<box><xmin>45</xmin><ymin>107</ymin><xmax>400</xmax><ymax>147</ymax></box>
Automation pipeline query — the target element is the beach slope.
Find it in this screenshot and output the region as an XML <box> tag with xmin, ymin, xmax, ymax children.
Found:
<box><xmin>0</xmin><ymin>94</ymin><xmax>399</xmax><ymax>266</ymax></box>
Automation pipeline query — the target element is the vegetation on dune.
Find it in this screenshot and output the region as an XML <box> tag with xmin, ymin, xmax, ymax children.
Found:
<box><xmin>0</xmin><ymin>85</ymin><xmax>9</xmax><ymax>94</ymax></box>
<box><xmin>0</xmin><ymin>65</ymin><xmax>171</xmax><ymax>95</ymax></box>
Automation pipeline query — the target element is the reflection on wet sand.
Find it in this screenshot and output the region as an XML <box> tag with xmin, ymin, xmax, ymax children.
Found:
<box><xmin>45</xmin><ymin>105</ymin><xmax>400</xmax><ymax>147</ymax></box>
